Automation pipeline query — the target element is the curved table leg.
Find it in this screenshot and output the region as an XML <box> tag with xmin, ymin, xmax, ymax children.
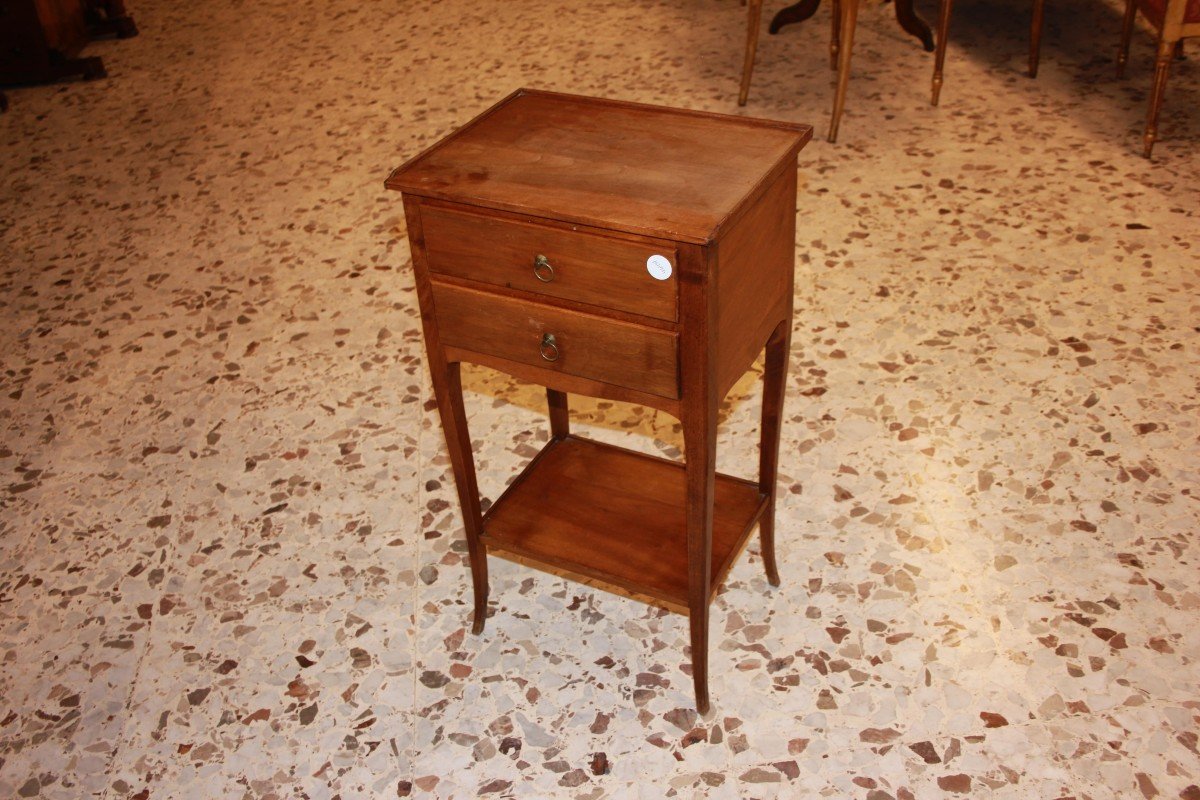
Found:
<box><xmin>757</xmin><ymin>319</ymin><xmax>791</xmax><ymax>587</ymax></box>
<box><xmin>436</xmin><ymin>362</ymin><xmax>491</xmax><ymax>635</ymax></box>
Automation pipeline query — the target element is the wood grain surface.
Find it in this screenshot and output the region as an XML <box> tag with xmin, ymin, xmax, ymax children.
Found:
<box><xmin>714</xmin><ymin>161</ymin><xmax>797</xmax><ymax>399</ymax></box>
<box><xmin>388</xmin><ymin>88</ymin><xmax>811</xmax><ymax>244</ymax></box>
<box><xmin>481</xmin><ymin>435</ymin><xmax>766</xmax><ymax>607</ymax></box>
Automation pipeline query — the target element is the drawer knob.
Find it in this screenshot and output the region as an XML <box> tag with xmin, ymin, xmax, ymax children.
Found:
<box><xmin>533</xmin><ymin>254</ymin><xmax>555</xmax><ymax>282</ymax></box>
<box><xmin>539</xmin><ymin>333</ymin><xmax>560</xmax><ymax>362</ymax></box>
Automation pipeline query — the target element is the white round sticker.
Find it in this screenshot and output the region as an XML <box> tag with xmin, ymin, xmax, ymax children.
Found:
<box><xmin>646</xmin><ymin>255</ymin><xmax>673</xmax><ymax>281</ymax></box>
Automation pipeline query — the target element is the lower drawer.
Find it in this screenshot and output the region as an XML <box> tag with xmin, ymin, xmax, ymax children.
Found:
<box><xmin>431</xmin><ymin>281</ymin><xmax>679</xmax><ymax>399</ymax></box>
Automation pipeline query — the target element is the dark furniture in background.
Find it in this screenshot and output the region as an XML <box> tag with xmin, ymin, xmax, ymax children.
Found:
<box><xmin>740</xmin><ymin>0</ymin><xmax>933</xmax><ymax>142</ymax></box>
<box><xmin>388</xmin><ymin>88</ymin><xmax>812</xmax><ymax>713</ymax></box>
<box><xmin>769</xmin><ymin>0</ymin><xmax>934</xmax><ymax>49</ymax></box>
<box><xmin>0</xmin><ymin>0</ymin><xmax>136</xmax><ymax>86</ymax></box>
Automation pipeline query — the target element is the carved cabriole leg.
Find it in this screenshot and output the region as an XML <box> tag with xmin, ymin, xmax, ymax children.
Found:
<box><xmin>769</xmin><ymin>0</ymin><xmax>821</xmax><ymax>35</ymax></box>
<box><xmin>547</xmin><ymin>388</ymin><xmax>570</xmax><ymax>439</ymax></box>
<box><xmin>1143</xmin><ymin>38</ymin><xmax>1175</xmax><ymax>157</ymax></box>
<box><xmin>757</xmin><ymin>319</ymin><xmax>791</xmax><ymax>587</ymax></box>
<box><xmin>739</xmin><ymin>0</ymin><xmax>763</xmax><ymax>106</ymax></box>
<box><xmin>932</xmin><ymin>0</ymin><xmax>954</xmax><ymax>105</ymax></box>
<box><xmin>894</xmin><ymin>0</ymin><xmax>936</xmax><ymax>51</ymax></box>
<box><xmin>1117</xmin><ymin>0</ymin><xmax>1137</xmax><ymax>77</ymax></box>
<box><xmin>679</xmin><ymin>243</ymin><xmax>717</xmax><ymax>715</ymax></box>
<box><xmin>404</xmin><ymin>196</ymin><xmax>490</xmax><ymax>634</ymax></box>
<box><xmin>829</xmin><ymin>0</ymin><xmax>859</xmax><ymax>142</ymax></box>
<box><xmin>1029</xmin><ymin>0</ymin><xmax>1045</xmax><ymax>77</ymax></box>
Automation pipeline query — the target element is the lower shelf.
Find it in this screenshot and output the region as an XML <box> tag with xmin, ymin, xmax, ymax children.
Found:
<box><xmin>481</xmin><ymin>434</ymin><xmax>768</xmax><ymax>611</ymax></box>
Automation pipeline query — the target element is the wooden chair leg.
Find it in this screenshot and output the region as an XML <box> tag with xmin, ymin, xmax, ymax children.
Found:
<box><xmin>1143</xmin><ymin>38</ymin><xmax>1174</xmax><ymax>157</ymax></box>
<box><xmin>931</xmin><ymin>0</ymin><xmax>954</xmax><ymax>105</ymax></box>
<box><xmin>1029</xmin><ymin>0</ymin><xmax>1045</xmax><ymax>77</ymax></box>
<box><xmin>757</xmin><ymin>320</ymin><xmax>791</xmax><ymax>587</ymax></box>
<box><xmin>1117</xmin><ymin>0</ymin><xmax>1136</xmax><ymax>77</ymax></box>
<box><xmin>547</xmin><ymin>388</ymin><xmax>570</xmax><ymax>439</ymax></box>
<box><xmin>829</xmin><ymin>0</ymin><xmax>859</xmax><ymax>142</ymax></box>
<box><xmin>739</xmin><ymin>0</ymin><xmax>764</xmax><ymax>106</ymax></box>
<box><xmin>830</xmin><ymin>0</ymin><xmax>842</xmax><ymax>71</ymax></box>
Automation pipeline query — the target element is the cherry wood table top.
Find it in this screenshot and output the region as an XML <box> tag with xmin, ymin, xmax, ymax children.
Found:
<box><xmin>387</xmin><ymin>88</ymin><xmax>811</xmax><ymax>245</ymax></box>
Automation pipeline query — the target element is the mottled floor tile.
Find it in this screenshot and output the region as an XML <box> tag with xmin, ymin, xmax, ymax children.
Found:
<box><xmin>1</xmin><ymin>0</ymin><xmax>1197</xmax><ymax>796</ymax></box>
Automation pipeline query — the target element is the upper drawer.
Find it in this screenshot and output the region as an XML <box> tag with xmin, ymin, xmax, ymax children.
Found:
<box><xmin>419</xmin><ymin>203</ymin><xmax>678</xmax><ymax>322</ymax></box>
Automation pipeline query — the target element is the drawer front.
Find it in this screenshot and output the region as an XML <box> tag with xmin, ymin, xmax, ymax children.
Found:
<box><xmin>431</xmin><ymin>281</ymin><xmax>679</xmax><ymax>399</ymax></box>
<box><xmin>420</xmin><ymin>203</ymin><xmax>678</xmax><ymax>322</ymax></box>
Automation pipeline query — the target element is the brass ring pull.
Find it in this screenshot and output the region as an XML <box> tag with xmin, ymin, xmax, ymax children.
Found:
<box><xmin>539</xmin><ymin>333</ymin><xmax>560</xmax><ymax>362</ymax></box>
<box><xmin>533</xmin><ymin>254</ymin><xmax>555</xmax><ymax>282</ymax></box>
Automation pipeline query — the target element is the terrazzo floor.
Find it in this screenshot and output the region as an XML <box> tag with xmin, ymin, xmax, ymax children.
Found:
<box><xmin>1</xmin><ymin>0</ymin><xmax>1198</xmax><ymax>797</ymax></box>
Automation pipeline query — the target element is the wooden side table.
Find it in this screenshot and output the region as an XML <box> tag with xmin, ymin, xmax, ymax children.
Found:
<box><xmin>387</xmin><ymin>89</ymin><xmax>811</xmax><ymax>712</ymax></box>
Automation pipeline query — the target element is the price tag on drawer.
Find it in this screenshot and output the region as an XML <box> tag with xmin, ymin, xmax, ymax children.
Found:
<box><xmin>646</xmin><ymin>254</ymin><xmax>673</xmax><ymax>281</ymax></box>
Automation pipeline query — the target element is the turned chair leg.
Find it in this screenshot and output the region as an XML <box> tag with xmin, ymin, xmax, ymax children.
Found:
<box><xmin>829</xmin><ymin>0</ymin><xmax>859</xmax><ymax>142</ymax></box>
<box><xmin>830</xmin><ymin>0</ymin><xmax>842</xmax><ymax>70</ymax></box>
<box><xmin>1117</xmin><ymin>0</ymin><xmax>1136</xmax><ymax>77</ymax></box>
<box><xmin>1029</xmin><ymin>0</ymin><xmax>1046</xmax><ymax>77</ymax></box>
<box><xmin>739</xmin><ymin>0</ymin><xmax>764</xmax><ymax>106</ymax></box>
<box><xmin>932</xmin><ymin>0</ymin><xmax>954</xmax><ymax>105</ymax></box>
<box><xmin>1143</xmin><ymin>38</ymin><xmax>1175</xmax><ymax>157</ymax></box>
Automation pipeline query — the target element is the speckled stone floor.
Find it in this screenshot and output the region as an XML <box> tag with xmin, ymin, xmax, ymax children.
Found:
<box><xmin>1</xmin><ymin>0</ymin><xmax>1197</xmax><ymax>797</ymax></box>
